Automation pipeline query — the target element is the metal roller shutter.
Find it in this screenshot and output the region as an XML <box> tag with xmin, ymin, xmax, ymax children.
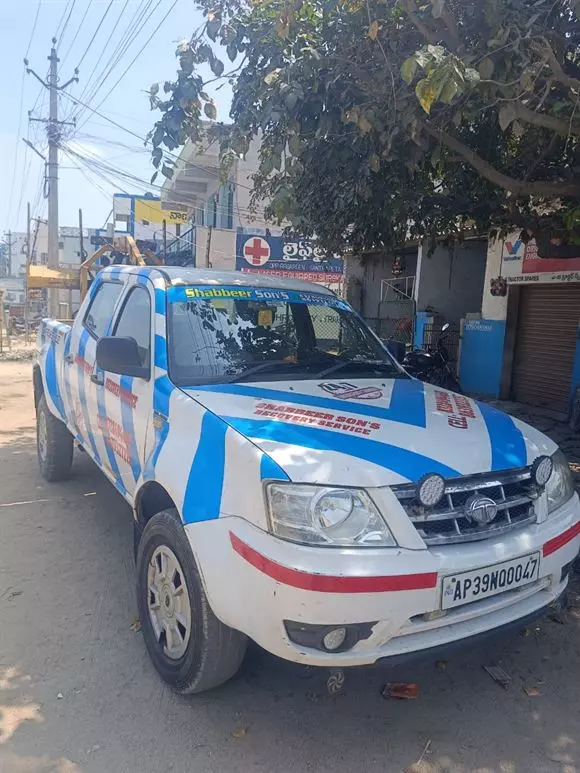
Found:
<box><xmin>512</xmin><ymin>284</ymin><xmax>580</xmax><ymax>412</ymax></box>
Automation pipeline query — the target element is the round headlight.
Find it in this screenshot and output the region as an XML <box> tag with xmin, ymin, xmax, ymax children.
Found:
<box><xmin>313</xmin><ymin>490</ymin><xmax>354</xmax><ymax>529</ymax></box>
<box><xmin>417</xmin><ymin>473</ymin><xmax>445</xmax><ymax>507</ymax></box>
<box><xmin>532</xmin><ymin>455</ymin><xmax>553</xmax><ymax>487</ymax></box>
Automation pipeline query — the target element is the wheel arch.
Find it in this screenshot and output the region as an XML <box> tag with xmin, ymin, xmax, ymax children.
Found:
<box><xmin>134</xmin><ymin>481</ymin><xmax>182</xmax><ymax>529</ymax></box>
<box><xmin>33</xmin><ymin>364</ymin><xmax>45</xmax><ymax>410</ymax></box>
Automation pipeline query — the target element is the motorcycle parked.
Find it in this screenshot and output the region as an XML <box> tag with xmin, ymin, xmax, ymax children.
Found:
<box><xmin>402</xmin><ymin>322</ymin><xmax>463</xmax><ymax>393</ymax></box>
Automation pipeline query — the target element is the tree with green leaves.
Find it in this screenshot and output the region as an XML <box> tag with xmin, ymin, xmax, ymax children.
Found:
<box><xmin>150</xmin><ymin>0</ymin><xmax>580</xmax><ymax>254</ymax></box>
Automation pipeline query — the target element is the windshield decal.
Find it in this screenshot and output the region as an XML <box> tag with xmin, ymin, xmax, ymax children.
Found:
<box><xmin>167</xmin><ymin>284</ymin><xmax>350</xmax><ymax>309</ymax></box>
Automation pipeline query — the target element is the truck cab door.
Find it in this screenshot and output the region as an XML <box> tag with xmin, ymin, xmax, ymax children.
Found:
<box><xmin>67</xmin><ymin>279</ymin><xmax>124</xmax><ymax>468</ymax></box>
<box><xmin>97</xmin><ymin>282</ymin><xmax>154</xmax><ymax>498</ymax></box>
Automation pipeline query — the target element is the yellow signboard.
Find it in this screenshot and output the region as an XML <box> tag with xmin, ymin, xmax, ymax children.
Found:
<box><xmin>28</xmin><ymin>265</ymin><xmax>80</xmax><ymax>290</ymax></box>
<box><xmin>134</xmin><ymin>198</ymin><xmax>189</xmax><ymax>225</ymax></box>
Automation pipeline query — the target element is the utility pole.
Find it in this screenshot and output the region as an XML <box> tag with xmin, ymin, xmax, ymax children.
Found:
<box><xmin>26</xmin><ymin>40</ymin><xmax>78</xmax><ymax>317</ymax></box>
<box><xmin>162</xmin><ymin>219</ymin><xmax>167</xmax><ymax>263</ymax></box>
<box><xmin>2</xmin><ymin>231</ymin><xmax>16</xmax><ymax>277</ymax></box>
<box><xmin>25</xmin><ymin>203</ymin><xmax>31</xmax><ymax>332</ymax></box>
<box><xmin>204</xmin><ymin>225</ymin><xmax>213</xmax><ymax>269</ymax></box>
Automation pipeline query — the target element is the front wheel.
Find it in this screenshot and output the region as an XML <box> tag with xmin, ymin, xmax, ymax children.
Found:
<box><xmin>37</xmin><ymin>394</ymin><xmax>73</xmax><ymax>481</ymax></box>
<box><xmin>136</xmin><ymin>510</ymin><xmax>247</xmax><ymax>693</ymax></box>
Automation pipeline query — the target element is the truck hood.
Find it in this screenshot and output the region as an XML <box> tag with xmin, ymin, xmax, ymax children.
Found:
<box><xmin>183</xmin><ymin>378</ymin><xmax>556</xmax><ymax>487</ymax></box>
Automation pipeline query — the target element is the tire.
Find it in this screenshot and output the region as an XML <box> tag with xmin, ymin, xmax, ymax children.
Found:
<box><xmin>37</xmin><ymin>394</ymin><xmax>74</xmax><ymax>482</ymax></box>
<box><xmin>136</xmin><ymin>509</ymin><xmax>247</xmax><ymax>694</ymax></box>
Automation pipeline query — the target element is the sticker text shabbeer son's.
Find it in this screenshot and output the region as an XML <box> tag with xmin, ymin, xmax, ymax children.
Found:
<box><xmin>254</xmin><ymin>402</ymin><xmax>381</xmax><ymax>436</ymax></box>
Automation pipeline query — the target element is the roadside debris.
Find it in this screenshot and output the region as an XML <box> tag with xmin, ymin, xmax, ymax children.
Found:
<box><xmin>232</xmin><ymin>726</ymin><xmax>247</xmax><ymax>739</ymax></box>
<box><xmin>129</xmin><ymin>617</ymin><xmax>142</xmax><ymax>632</ymax></box>
<box><xmin>381</xmin><ymin>682</ymin><xmax>420</xmax><ymax>700</ymax></box>
<box><xmin>404</xmin><ymin>740</ymin><xmax>432</xmax><ymax>773</ymax></box>
<box><xmin>523</xmin><ymin>686</ymin><xmax>541</xmax><ymax>697</ymax></box>
<box><xmin>56</xmin><ymin>692</ymin><xmax>63</xmax><ymax>699</ymax></box>
<box><xmin>435</xmin><ymin>660</ymin><xmax>447</xmax><ymax>672</ymax></box>
<box><xmin>483</xmin><ymin>665</ymin><xmax>511</xmax><ymax>690</ymax></box>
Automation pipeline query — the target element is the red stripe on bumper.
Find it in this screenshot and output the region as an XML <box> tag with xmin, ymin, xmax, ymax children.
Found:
<box><xmin>543</xmin><ymin>521</ymin><xmax>580</xmax><ymax>557</ymax></box>
<box><xmin>229</xmin><ymin>532</ymin><xmax>438</xmax><ymax>593</ymax></box>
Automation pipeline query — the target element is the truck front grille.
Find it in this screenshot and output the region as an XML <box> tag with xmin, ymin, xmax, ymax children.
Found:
<box><xmin>392</xmin><ymin>467</ymin><xmax>539</xmax><ymax>546</ymax></box>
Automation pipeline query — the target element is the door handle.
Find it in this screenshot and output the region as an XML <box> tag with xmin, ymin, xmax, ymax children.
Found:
<box><xmin>90</xmin><ymin>373</ymin><xmax>104</xmax><ymax>386</ymax></box>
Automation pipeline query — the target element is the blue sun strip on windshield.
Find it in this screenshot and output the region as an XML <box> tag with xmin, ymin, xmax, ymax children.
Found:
<box><xmin>167</xmin><ymin>285</ymin><xmax>350</xmax><ymax>309</ymax></box>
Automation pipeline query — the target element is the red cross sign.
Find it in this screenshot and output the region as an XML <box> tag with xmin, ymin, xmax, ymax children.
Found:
<box><xmin>243</xmin><ymin>236</ymin><xmax>270</xmax><ymax>266</ymax></box>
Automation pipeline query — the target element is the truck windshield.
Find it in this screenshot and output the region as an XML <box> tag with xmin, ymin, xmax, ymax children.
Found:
<box><xmin>166</xmin><ymin>285</ymin><xmax>403</xmax><ymax>385</ymax></box>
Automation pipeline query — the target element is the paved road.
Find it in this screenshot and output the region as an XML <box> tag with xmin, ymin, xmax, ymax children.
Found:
<box><xmin>1</xmin><ymin>360</ymin><xmax>579</xmax><ymax>773</ymax></box>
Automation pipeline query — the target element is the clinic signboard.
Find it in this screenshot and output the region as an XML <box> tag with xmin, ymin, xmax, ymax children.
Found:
<box><xmin>235</xmin><ymin>229</ymin><xmax>343</xmax><ymax>283</ymax></box>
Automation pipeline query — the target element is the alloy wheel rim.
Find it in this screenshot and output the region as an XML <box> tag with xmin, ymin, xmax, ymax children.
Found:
<box><xmin>37</xmin><ymin>411</ymin><xmax>48</xmax><ymax>461</ymax></box>
<box><xmin>147</xmin><ymin>545</ymin><xmax>192</xmax><ymax>660</ymax></box>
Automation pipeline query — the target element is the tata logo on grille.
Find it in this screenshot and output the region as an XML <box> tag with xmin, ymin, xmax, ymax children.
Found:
<box><xmin>464</xmin><ymin>495</ymin><xmax>498</xmax><ymax>525</ymax></box>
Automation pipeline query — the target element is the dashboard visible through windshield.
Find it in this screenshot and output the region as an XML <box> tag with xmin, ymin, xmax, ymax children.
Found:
<box><xmin>166</xmin><ymin>285</ymin><xmax>403</xmax><ymax>386</ymax></box>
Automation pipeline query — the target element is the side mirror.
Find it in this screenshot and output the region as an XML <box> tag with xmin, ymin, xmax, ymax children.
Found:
<box><xmin>96</xmin><ymin>336</ymin><xmax>149</xmax><ymax>379</ymax></box>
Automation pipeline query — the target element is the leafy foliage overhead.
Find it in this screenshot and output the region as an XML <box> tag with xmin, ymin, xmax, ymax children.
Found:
<box><xmin>150</xmin><ymin>0</ymin><xmax>580</xmax><ymax>254</ymax></box>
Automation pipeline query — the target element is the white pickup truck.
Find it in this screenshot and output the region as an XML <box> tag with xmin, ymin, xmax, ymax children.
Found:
<box><xmin>34</xmin><ymin>265</ymin><xmax>580</xmax><ymax>693</ymax></box>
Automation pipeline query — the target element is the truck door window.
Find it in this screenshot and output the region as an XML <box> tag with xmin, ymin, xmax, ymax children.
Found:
<box><xmin>83</xmin><ymin>282</ymin><xmax>123</xmax><ymax>339</ymax></box>
<box><xmin>113</xmin><ymin>287</ymin><xmax>151</xmax><ymax>368</ymax></box>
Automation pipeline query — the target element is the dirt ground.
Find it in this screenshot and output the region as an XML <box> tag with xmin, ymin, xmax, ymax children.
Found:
<box><xmin>1</xmin><ymin>360</ymin><xmax>580</xmax><ymax>773</ymax></box>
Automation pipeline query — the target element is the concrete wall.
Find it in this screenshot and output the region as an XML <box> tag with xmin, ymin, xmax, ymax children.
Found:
<box><xmin>416</xmin><ymin>240</ymin><xmax>487</xmax><ymax>323</ymax></box>
<box><xmin>195</xmin><ymin>226</ymin><xmax>236</xmax><ymax>271</ymax></box>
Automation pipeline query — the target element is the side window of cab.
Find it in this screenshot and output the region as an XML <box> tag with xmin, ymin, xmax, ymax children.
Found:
<box><xmin>113</xmin><ymin>287</ymin><xmax>152</xmax><ymax>369</ymax></box>
<box><xmin>83</xmin><ymin>282</ymin><xmax>124</xmax><ymax>338</ymax></box>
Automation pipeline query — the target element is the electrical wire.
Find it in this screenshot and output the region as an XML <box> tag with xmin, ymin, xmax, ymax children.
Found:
<box><xmin>60</xmin><ymin>0</ymin><xmax>94</xmax><ymax>66</ymax></box>
<box><xmin>75</xmin><ymin>0</ymin><xmax>114</xmax><ymax>71</ymax></box>
<box><xmin>59</xmin><ymin>88</ymin><xmax>256</xmax><ymax>193</ymax></box>
<box><xmin>73</xmin><ymin>0</ymin><xmax>141</xmax><ymax>116</ymax></box>
<box><xmin>26</xmin><ymin>0</ymin><xmax>43</xmax><ymax>59</ymax></box>
<box><xmin>89</xmin><ymin>0</ymin><xmax>179</xmax><ymax>118</ymax></box>
<box><xmin>57</xmin><ymin>0</ymin><xmax>77</xmax><ymax>50</ymax></box>
<box><xmin>54</xmin><ymin>0</ymin><xmax>73</xmax><ymax>43</ymax></box>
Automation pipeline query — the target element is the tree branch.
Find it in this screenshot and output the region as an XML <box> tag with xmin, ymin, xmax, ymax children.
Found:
<box><xmin>513</xmin><ymin>101</ymin><xmax>580</xmax><ymax>137</ymax></box>
<box><xmin>402</xmin><ymin>0</ymin><xmax>439</xmax><ymax>46</ymax></box>
<box><xmin>419</xmin><ymin>120</ymin><xmax>580</xmax><ymax>198</ymax></box>
<box><xmin>531</xmin><ymin>38</ymin><xmax>580</xmax><ymax>93</ymax></box>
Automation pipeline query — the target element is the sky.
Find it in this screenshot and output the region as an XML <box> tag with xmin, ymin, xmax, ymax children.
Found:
<box><xmin>0</xmin><ymin>0</ymin><xmax>233</xmax><ymax>237</ymax></box>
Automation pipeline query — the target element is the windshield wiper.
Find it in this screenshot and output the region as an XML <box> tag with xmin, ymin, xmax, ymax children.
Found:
<box><xmin>225</xmin><ymin>360</ymin><xmax>298</xmax><ymax>383</ymax></box>
<box><xmin>314</xmin><ymin>359</ymin><xmax>399</xmax><ymax>380</ymax></box>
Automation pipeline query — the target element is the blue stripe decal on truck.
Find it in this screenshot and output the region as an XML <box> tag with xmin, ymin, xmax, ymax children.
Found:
<box><xmin>77</xmin><ymin>329</ymin><xmax>102</xmax><ymax>467</ymax></box>
<box><xmin>224</xmin><ymin>417</ymin><xmax>458</xmax><ymax>482</ymax></box>
<box><xmin>182</xmin><ymin>412</ymin><xmax>228</xmax><ymax>523</ymax></box>
<box><xmin>478</xmin><ymin>402</ymin><xmax>527</xmax><ymax>470</ymax></box>
<box><xmin>194</xmin><ymin>378</ymin><xmax>426</xmax><ymax>428</ymax></box>
<box><xmin>120</xmin><ymin>374</ymin><xmax>141</xmax><ymax>481</ymax></box>
<box><xmin>96</xmin><ymin>380</ymin><xmax>126</xmax><ymax>496</ymax></box>
<box><xmin>44</xmin><ymin>340</ymin><xmax>65</xmax><ymax>421</ymax></box>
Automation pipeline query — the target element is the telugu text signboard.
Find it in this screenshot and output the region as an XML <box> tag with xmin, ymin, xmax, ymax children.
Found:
<box><xmin>235</xmin><ymin>231</ymin><xmax>343</xmax><ymax>284</ymax></box>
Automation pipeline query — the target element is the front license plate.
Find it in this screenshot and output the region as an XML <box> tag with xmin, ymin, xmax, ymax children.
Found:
<box><xmin>442</xmin><ymin>552</ymin><xmax>541</xmax><ymax>610</ymax></box>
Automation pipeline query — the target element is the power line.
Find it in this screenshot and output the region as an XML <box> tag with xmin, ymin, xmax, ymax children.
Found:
<box><xmin>59</xmin><ymin>89</ymin><xmax>255</xmax><ymax>192</ymax></box>
<box><xmin>74</xmin><ymin>0</ymin><xmax>152</xmax><ymax>119</ymax></box>
<box><xmin>75</xmin><ymin>0</ymin><xmax>114</xmax><ymax>71</ymax></box>
<box><xmin>57</xmin><ymin>0</ymin><xmax>77</xmax><ymax>49</ymax></box>
<box><xmin>89</xmin><ymin>0</ymin><xmax>178</xmax><ymax>117</ymax></box>
<box><xmin>54</xmin><ymin>0</ymin><xmax>73</xmax><ymax>43</ymax></box>
<box><xmin>26</xmin><ymin>0</ymin><xmax>43</xmax><ymax>58</ymax></box>
<box><xmin>60</xmin><ymin>0</ymin><xmax>95</xmax><ymax>66</ymax></box>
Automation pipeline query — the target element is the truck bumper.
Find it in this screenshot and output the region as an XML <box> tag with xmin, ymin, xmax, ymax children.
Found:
<box><xmin>185</xmin><ymin>494</ymin><xmax>580</xmax><ymax>667</ymax></box>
